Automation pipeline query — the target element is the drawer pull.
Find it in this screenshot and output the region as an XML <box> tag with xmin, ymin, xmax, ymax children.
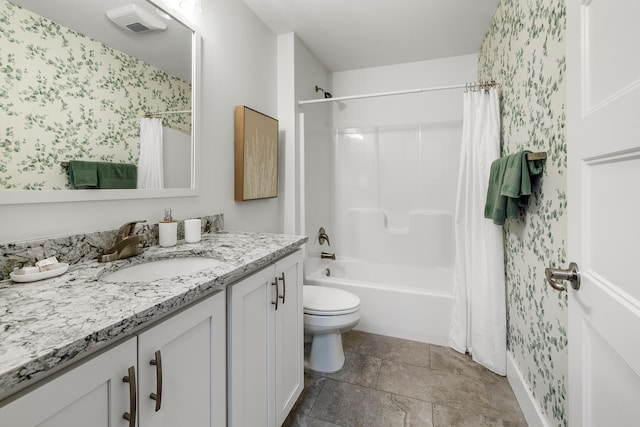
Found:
<box><xmin>278</xmin><ymin>272</ymin><xmax>286</xmax><ymax>304</ymax></box>
<box><xmin>149</xmin><ymin>350</ymin><xmax>163</xmax><ymax>412</ymax></box>
<box><xmin>272</xmin><ymin>280</ymin><xmax>279</xmax><ymax>310</ymax></box>
<box><xmin>122</xmin><ymin>366</ymin><xmax>137</xmax><ymax>427</ymax></box>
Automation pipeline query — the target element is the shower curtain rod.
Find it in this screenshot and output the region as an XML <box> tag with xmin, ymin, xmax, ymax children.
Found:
<box><xmin>144</xmin><ymin>109</ymin><xmax>192</xmax><ymax>117</ymax></box>
<box><xmin>297</xmin><ymin>81</ymin><xmax>500</xmax><ymax>106</ymax></box>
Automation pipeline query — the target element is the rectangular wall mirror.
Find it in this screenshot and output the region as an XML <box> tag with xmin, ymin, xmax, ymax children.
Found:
<box><xmin>0</xmin><ymin>0</ymin><xmax>200</xmax><ymax>204</ymax></box>
<box><xmin>234</xmin><ymin>106</ymin><xmax>278</xmax><ymax>201</ymax></box>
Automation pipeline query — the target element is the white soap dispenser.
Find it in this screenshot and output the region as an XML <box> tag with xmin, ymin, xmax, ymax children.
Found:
<box><xmin>159</xmin><ymin>208</ymin><xmax>177</xmax><ymax>247</ymax></box>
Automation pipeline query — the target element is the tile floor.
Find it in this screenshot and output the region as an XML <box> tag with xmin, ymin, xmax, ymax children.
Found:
<box><xmin>284</xmin><ymin>330</ymin><xmax>527</xmax><ymax>427</ymax></box>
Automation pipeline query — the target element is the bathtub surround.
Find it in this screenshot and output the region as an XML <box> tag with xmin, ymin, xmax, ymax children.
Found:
<box><xmin>478</xmin><ymin>0</ymin><xmax>567</xmax><ymax>425</ymax></box>
<box><xmin>333</xmin><ymin>124</ymin><xmax>458</xmax><ymax>263</ymax></box>
<box><xmin>324</xmin><ymin>123</ymin><xmax>459</xmax><ymax>345</ymax></box>
<box><xmin>0</xmin><ymin>214</ymin><xmax>224</xmax><ymax>281</ymax></box>
<box><xmin>449</xmin><ymin>87</ymin><xmax>506</xmax><ymax>375</ymax></box>
<box><xmin>295</xmin><ymin>55</ymin><xmax>478</xmax><ymax>345</ymax></box>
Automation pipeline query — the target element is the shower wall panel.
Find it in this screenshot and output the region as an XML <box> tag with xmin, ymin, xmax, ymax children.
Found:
<box><xmin>334</xmin><ymin>122</ymin><xmax>461</xmax><ymax>267</ymax></box>
<box><xmin>378</xmin><ymin>127</ymin><xmax>419</xmax><ymax>230</ymax></box>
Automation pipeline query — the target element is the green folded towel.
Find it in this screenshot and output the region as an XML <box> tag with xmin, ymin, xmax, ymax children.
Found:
<box><xmin>484</xmin><ymin>156</ymin><xmax>511</xmax><ymax>224</ymax></box>
<box><xmin>67</xmin><ymin>160</ymin><xmax>98</xmax><ymax>189</ymax></box>
<box><xmin>484</xmin><ymin>150</ymin><xmax>545</xmax><ymax>225</ymax></box>
<box><xmin>96</xmin><ymin>162</ymin><xmax>138</xmax><ymax>189</ymax></box>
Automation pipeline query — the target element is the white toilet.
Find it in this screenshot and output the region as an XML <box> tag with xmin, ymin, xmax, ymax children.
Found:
<box><xmin>303</xmin><ymin>285</ymin><xmax>361</xmax><ymax>373</ymax></box>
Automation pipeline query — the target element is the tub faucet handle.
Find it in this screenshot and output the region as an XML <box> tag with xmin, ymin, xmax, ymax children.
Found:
<box><xmin>319</xmin><ymin>227</ymin><xmax>331</xmax><ymax>246</ymax></box>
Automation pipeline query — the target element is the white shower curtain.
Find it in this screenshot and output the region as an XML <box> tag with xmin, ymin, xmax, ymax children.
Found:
<box><xmin>449</xmin><ymin>87</ymin><xmax>506</xmax><ymax>375</ymax></box>
<box><xmin>137</xmin><ymin>118</ymin><xmax>164</xmax><ymax>189</ymax></box>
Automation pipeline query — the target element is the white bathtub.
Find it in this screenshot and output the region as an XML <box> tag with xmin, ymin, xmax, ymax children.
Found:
<box><xmin>305</xmin><ymin>260</ymin><xmax>453</xmax><ymax>346</ymax></box>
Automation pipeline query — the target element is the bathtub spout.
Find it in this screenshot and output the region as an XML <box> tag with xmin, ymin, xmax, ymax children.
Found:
<box><xmin>321</xmin><ymin>252</ymin><xmax>336</xmax><ymax>260</ymax></box>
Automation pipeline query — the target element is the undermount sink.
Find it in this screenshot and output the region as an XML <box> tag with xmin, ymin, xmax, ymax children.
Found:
<box><xmin>101</xmin><ymin>257</ymin><xmax>222</xmax><ymax>283</ymax></box>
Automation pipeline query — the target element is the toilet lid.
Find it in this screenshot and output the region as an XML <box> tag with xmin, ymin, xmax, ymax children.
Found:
<box><xmin>303</xmin><ymin>285</ymin><xmax>360</xmax><ymax>315</ymax></box>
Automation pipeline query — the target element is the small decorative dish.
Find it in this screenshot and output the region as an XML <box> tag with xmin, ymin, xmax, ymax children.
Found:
<box><xmin>10</xmin><ymin>263</ymin><xmax>70</xmax><ymax>283</ymax></box>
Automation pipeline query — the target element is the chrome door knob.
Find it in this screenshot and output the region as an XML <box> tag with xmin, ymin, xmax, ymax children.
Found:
<box><xmin>545</xmin><ymin>262</ymin><xmax>580</xmax><ymax>292</ymax></box>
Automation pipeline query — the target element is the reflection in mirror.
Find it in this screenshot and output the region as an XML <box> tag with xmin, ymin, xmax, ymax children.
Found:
<box><xmin>0</xmin><ymin>0</ymin><xmax>196</xmax><ymax>199</ymax></box>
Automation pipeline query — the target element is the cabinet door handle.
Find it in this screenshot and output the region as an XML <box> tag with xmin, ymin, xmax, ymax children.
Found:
<box><xmin>271</xmin><ymin>280</ymin><xmax>279</xmax><ymax>310</ymax></box>
<box><xmin>122</xmin><ymin>366</ymin><xmax>137</xmax><ymax>427</ymax></box>
<box><xmin>278</xmin><ymin>272</ymin><xmax>286</xmax><ymax>305</ymax></box>
<box><xmin>149</xmin><ymin>350</ymin><xmax>163</xmax><ymax>412</ymax></box>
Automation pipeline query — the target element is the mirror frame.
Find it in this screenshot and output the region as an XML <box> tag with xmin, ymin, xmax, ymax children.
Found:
<box><xmin>1</xmin><ymin>1</ymin><xmax>201</xmax><ymax>205</ymax></box>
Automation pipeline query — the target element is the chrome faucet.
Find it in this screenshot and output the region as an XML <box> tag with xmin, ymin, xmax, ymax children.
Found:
<box><xmin>318</xmin><ymin>227</ymin><xmax>331</xmax><ymax>246</ymax></box>
<box><xmin>321</xmin><ymin>252</ymin><xmax>336</xmax><ymax>260</ymax></box>
<box><xmin>97</xmin><ymin>220</ymin><xmax>148</xmax><ymax>262</ymax></box>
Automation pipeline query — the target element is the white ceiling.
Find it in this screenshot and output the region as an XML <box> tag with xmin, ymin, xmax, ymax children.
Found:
<box><xmin>242</xmin><ymin>0</ymin><xmax>500</xmax><ymax>72</ymax></box>
<box><xmin>10</xmin><ymin>0</ymin><xmax>192</xmax><ymax>82</ymax></box>
<box><xmin>9</xmin><ymin>0</ymin><xmax>499</xmax><ymax>80</ymax></box>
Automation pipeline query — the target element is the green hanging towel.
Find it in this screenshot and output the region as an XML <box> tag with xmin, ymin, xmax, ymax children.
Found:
<box><xmin>484</xmin><ymin>150</ymin><xmax>545</xmax><ymax>225</ymax></box>
<box><xmin>97</xmin><ymin>162</ymin><xmax>138</xmax><ymax>189</ymax></box>
<box><xmin>67</xmin><ymin>160</ymin><xmax>98</xmax><ymax>189</ymax></box>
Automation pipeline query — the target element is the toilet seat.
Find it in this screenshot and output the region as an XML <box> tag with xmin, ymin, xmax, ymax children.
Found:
<box><xmin>304</xmin><ymin>307</ymin><xmax>358</xmax><ymax>316</ymax></box>
<box><xmin>303</xmin><ymin>285</ymin><xmax>360</xmax><ymax>316</ymax></box>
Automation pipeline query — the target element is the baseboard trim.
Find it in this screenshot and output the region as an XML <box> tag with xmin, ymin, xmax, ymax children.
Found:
<box><xmin>506</xmin><ymin>352</ymin><xmax>549</xmax><ymax>427</ymax></box>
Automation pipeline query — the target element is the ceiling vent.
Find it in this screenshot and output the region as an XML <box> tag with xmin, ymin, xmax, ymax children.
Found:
<box><xmin>106</xmin><ymin>5</ymin><xmax>167</xmax><ymax>33</ymax></box>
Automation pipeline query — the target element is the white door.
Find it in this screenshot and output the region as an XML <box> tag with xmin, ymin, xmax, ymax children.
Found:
<box><xmin>138</xmin><ymin>291</ymin><xmax>226</xmax><ymax>427</ymax></box>
<box><xmin>274</xmin><ymin>251</ymin><xmax>304</xmax><ymax>426</ymax></box>
<box><xmin>227</xmin><ymin>266</ymin><xmax>277</xmax><ymax>427</ymax></box>
<box><xmin>566</xmin><ymin>0</ymin><xmax>640</xmax><ymax>425</ymax></box>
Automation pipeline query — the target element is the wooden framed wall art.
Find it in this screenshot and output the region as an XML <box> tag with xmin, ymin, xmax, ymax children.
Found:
<box><xmin>234</xmin><ymin>106</ymin><xmax>279</xmax><ymax>201</ymax></box>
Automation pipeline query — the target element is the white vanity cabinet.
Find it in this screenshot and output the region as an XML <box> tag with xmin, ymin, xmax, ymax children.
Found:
<box><xmin>227</xmin><ymin>250</ymin><xmax>304</xmax><ymax>427</ymax></box>
<box><xmin>0</xmin><ymin>290</ymin><xmax>226</xmax><ymax>427</ymax></box>
<box><xmin>137</xmin><ymin>289</ymin><xmax>226</xmax><ymax>427</ymax></box>
<box><xmin>273</xmin><ymin>251</ymin><xmax>305</xmax><ymax>425</ymax></box>
<box><xmin>0</xmin><ymin>337</ymin><xmax>137</xmax><ymax>427</ymax></box>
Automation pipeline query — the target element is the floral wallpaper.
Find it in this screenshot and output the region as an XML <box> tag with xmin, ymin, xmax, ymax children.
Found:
<box><xmin>478</xmin><ymin>0</ymin><xmax>567</xmax><ymax>426</ymax></box>
<box><xmin>0</xmin><ymin>0</ymin><xmax>191</xmax><ymax>190</ymax></box>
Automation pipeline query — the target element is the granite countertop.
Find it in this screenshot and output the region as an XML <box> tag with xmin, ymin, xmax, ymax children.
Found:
<box><xmin>0</xmin><ymin>230</ymin><xmax>307</xmax><ymax>400</ymax></box>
